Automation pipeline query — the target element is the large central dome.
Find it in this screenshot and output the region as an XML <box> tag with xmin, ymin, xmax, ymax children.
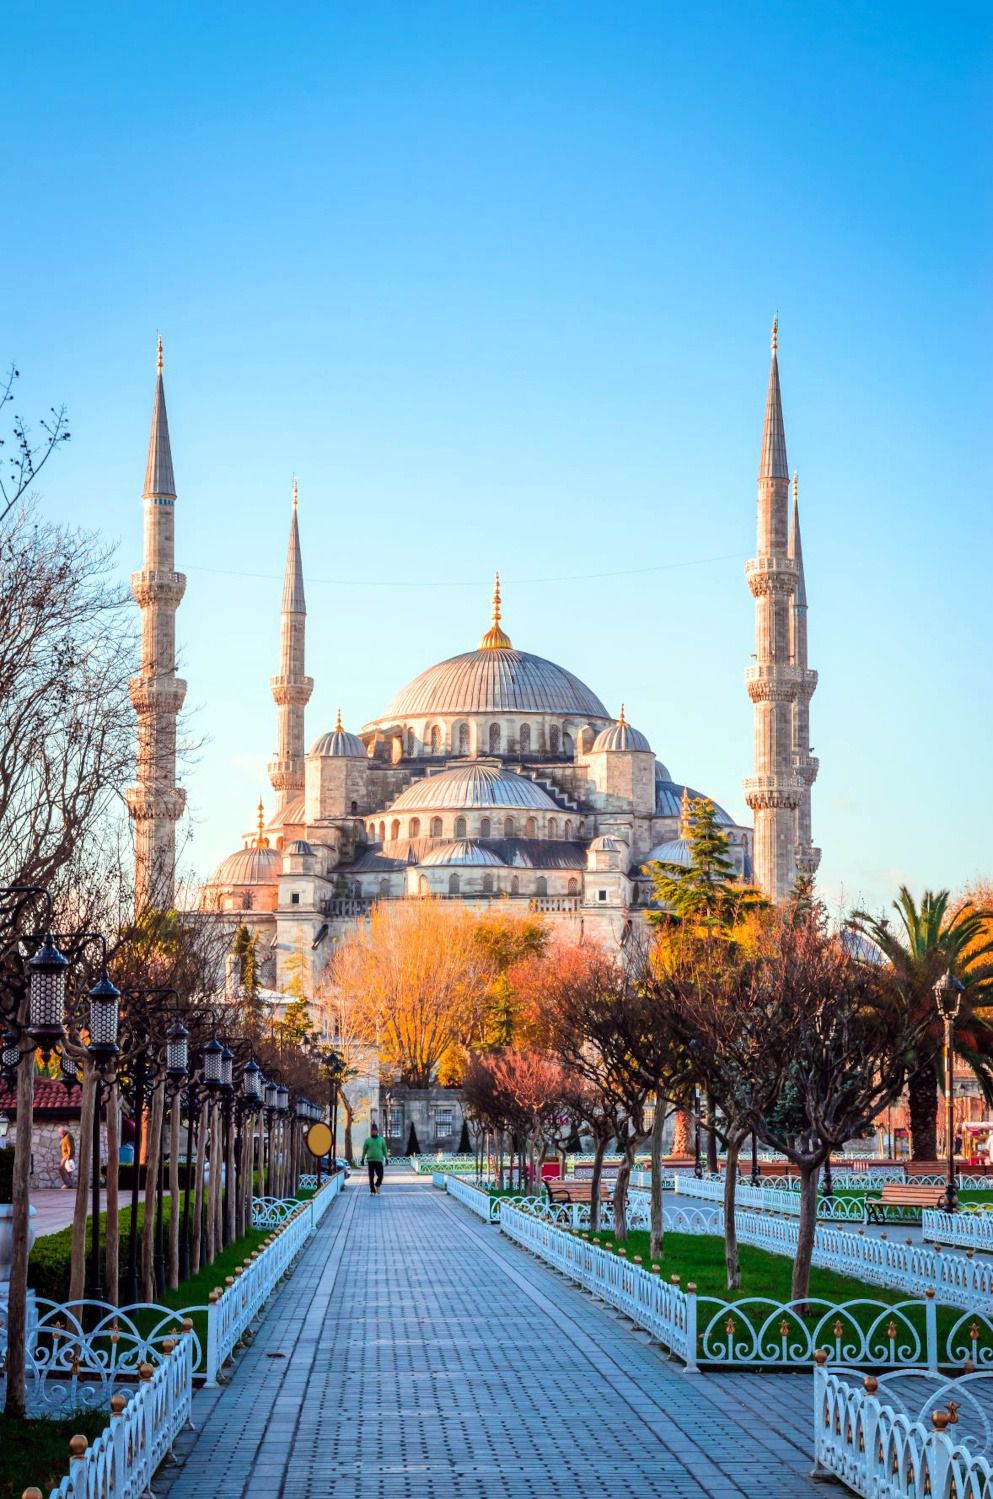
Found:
<box><xmin>377</xmin><ymin>575</ymin><xmax>609</xmax><ymax>722</ymax></box>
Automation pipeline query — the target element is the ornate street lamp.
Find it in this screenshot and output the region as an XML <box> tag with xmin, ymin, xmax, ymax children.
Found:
<box><xmin>84</xmin><ymin>968</ymin><xmax>121</xmax><ymax>1302</ymax></box>
<box><xmin>166</xmin><ymin>1021</ymin><xmax>189</xmax><ymax>1085</ymax></box>
<box><xmin>27</xmin><ymin>934</ymin><xmax>69</xmax><ymax>1053</ymax></box>
<box><xmin>243</xmin><ymin>1059</ymin><xmax>263</xmax><ymax>1102</ymax></box>
<box><xmin>86</xmin><ymin>971</ymin><xmax>121</xmax><ymax>1061</ymax></box>
<box><xmin>2</xmin><ymin>1030</ymin><xmax>20</xmax><ymax>1086</ymax></box>
<box><xmin>935</xmin><ymin>971</ymin><xmax>964</xmax><ymax>1213</ymax></box>
<box><xmin>202</xmin><ymin>1037</ymin><xmax>224</xmax><ymax>1091</ymax></box>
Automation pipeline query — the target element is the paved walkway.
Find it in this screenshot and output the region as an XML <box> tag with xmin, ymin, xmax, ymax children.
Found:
<box><xmin>30</xmin><ymin>1186</ymin><xmax>108</xmax><ymax>1236</ymax></box>
<box><xmin>160</xmin><ymin>1173</ymin><xmax>823</xmax><ymax>1499</ymax></box>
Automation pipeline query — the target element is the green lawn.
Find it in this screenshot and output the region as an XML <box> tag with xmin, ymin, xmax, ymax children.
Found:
<box><xmin>0</xmin><ymin>1411</ymin><xmax>107</xmax><ymax>1499</ymax></box>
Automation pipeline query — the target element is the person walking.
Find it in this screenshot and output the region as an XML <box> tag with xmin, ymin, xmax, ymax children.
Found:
<box><xmin>58</xmin><ymin>1126</ymin><xmax>76</xmax><ymax>1189</ymax></box>
<box><xmin>361</xmin><ymin>1124</ymin><xmax>388</xmax><ymax>1195</ymax></box>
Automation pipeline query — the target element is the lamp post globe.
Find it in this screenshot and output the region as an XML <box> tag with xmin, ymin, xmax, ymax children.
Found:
<box><xmin>86</xmin><ymin>971</ymin><xmax>121</xmax><ymax>1061</ymax></box>
<box><xmin>165</xmin><ymin>1020</ymin><xmax>189</xmax><ymax>1085</ymax></box>
<box><xmin>202</xmin><ymin>1037</ymin><xmax>224</xmax><ymax>1091</ymax></box>
<box><xmin>243</xmin><ymin>1058</ymin><xmax>263</xmax><ymax>1102</ymax></box>
<box><xmin>27</xmin><ymin>934</ymin><xmax>69</xmax><ymax>1052</ymax></box>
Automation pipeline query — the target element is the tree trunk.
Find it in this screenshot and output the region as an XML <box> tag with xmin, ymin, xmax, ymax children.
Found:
<box><xmin>722</xmin><ymin>1135</ymin><xmax>743</xmax><ymax>1291</ymax></box>
<box><xmin>589</xmin><ymin>1136</ymin><xmax>607</xmax><ymax>1233</ymax></box>
<box><xmin>105</xmin><ymin>1083</ymin><xmax>120</xmax><ymax>1305</ymax></box>
<box><xmin>790</xmin><ymin>1164</ymin><xmax>820</xmax><ymax>1308</ymax></box>
<box><xmin>613</xmin><ymin>1138</ymin><xmax>636</xmax><ymax>1244</ymax></box>
<box><xmin>650</xmin><ymin>1105</ymin><xmax>665</xmax><ymax>1261</ymax></box>
<box><xmin>226</xmin><ymin>1109</ymin><xmax>237</xmax><ymax>1243</ymax></box>
<box><xmin>907</xmin><ymin>1057</ymin><xmax>939</xmax><ymax>1160</ymax></box>
<box><xmin>191</xmin><ymin>1097</ymin><xmax>208</xmax><ymax>1275</ymax></box>
<box><xmin>69</xmin><ymin>1062</ymin><xmax>96</xmax><ymax>1302</ymax></box>
<box><xmin>706</xmin><ymin>1090</ymin><xmax>718</xmax><ymax>1172</ymax></box>
<box><xmin>342</xmin><ymin>1091</ymin><xmax>354</xmax><ymax>1167</ymax></box>
<box><xmin>671</xmin><ymin>1108</ymin><xmax>691</xmax><ymax>1157</ymax></box>
<box><xmin>141</xmin><ymin>1081</ymin><xmax>165</xmax><ymax>1302</ymax></box>
<box><xmin>206</xmin><ymin>1101</ymin><xmax>219</xmax><ymax>1266</ymax></box>
<box><xmin>3</xmin><ymin>1043</ymin><xmax>37</xmax><ymax>1418</ymax></box>
<box><xmin>168</xmin><ymin>1101</ymin><xmax>181</xmax><ymax>1290</ymax></box>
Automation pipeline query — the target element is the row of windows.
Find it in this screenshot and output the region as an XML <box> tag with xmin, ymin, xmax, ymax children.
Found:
<box><xmin>367</xmin><ymin>815</ymin><xmax>578</xmax><ymax>843</ymax></box>
<box><xmin>405</xmin><ymin>722</ymin><xmax>576</xmax><ymax>757</ymax></box>
<box><xmin>413</xmin><ymin>873</ymin><xmax>579</xmax><ymax>896</ymax></box>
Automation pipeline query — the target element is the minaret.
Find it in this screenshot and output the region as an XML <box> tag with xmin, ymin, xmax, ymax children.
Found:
<box><xmin>789</xmin><ymin>472</ymin><xmax>820</xmax><ymax>876</ymax></box>
<box><xmin>744</xmin><ymin>319</ymin><xmax>800</xmax><ymax>902</ymax></box>
<box><xmin>268</xmin><ymin>480</ymin><xmax>313</xmax><ymax>811</ymax></box>
<box><xmin>125</xmin><ymin>337</ymin><xmax>187</xmax><ymax>910</ymax></box>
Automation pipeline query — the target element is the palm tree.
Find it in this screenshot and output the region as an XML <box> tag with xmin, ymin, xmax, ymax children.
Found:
<box><xmin>850</xmin><ymin>888</ymin><xmax>993</xmax><ymax>1159</ymax></box>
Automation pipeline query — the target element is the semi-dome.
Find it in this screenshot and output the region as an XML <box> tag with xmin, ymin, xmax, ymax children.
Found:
<box><xmin>210</xmin><ymin>844</ymin><xmax>281</xmax><ymax>887</ymax></box>
<box><xmin>655</xmin><ymin>778</ymin><xmax>733</xmax><ymax>826</ymax></box>
<box><xmin>389</xmin><ymin>764</ymin><xmax>558</xmax><ymax>812</ymax></box>
<box><xmin>311</xmin><ymin>710</ymin><xmax>365</xmax><ymax>758</ymax></box>
<box><xmin>420</xmin><ymin>839</ymin><xmax>506</xmax><ymax>868</ymax></box>
<box><xmin>592</xmin><ymin>708</ymin><xmax>651</xmax><ymax>753</ymax></box>
<box><xmin>374</xmin><ymin>580</ymin><xmax>609</xmax><ymax>721</ymax></box>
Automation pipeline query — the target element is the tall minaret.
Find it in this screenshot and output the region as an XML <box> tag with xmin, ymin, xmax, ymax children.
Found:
<box><xmin>744</xmin><ymin>319</ymin><xmax>800</xmax><ymax>902</ymax></box>
<box><xmin>268</xmin><ymin>481</ymin><xmax>313</xmax><ymax>811</ymax></box>
<box><xmin>789</xmin><ymin>472</ymin><xmax>820</xmax><ymax>876</ymax></box>
<box><xmin>125</xmin><ymin>337</ymin><xmax>187</xmax><ymax>910</ymax></box>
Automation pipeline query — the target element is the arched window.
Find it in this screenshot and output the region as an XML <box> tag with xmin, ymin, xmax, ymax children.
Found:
<box><xmin>406</xmin><ymin>728</ymin><xmax>415</xmax><ymax>756</ymax></box>
<box><xmin>410</xmin><ymin>817</ymin><xmax>421</xmax><ymax>838</ymax></box>
<box><xmin>458</xmin><ymin>722</ymin><xmax>470</xmax><ymax>755</ymax></box>
<box><xmin>548</xmin><ymin>817</ymin><xmax>557</xmax><ymax>838</ymax></box>
<box><xmin>549</xmin><ymin>725</ymin><xmax>560</xmax><ymax>754</ymax></box>
<box><xmin>567</xmin><ymin>877</ymin><xmax>579</xmax><ymax>895</ymax></box>
<box><xmin>525</xmin><ymin>817</ymin><xmax>537</xmax><ymax>838</ymax></box>
<box><xmin>511</xmin><ymin>875</ymin><xmax>520</xmax><ymax>895</ymax></box>
<box><xmin>418</xmin><ymin>874</ymin><xmax>429</xmax><ymax>897</ymax></box>
<box><xmin>480</xmin><ymin>817</ymin><xmax>491</xmax><ymax>839</ymax></box>
<box><xmin>535</xmin><ymin>876</ymin><xmax>547</xmax><ymax>896</ymax></box>
<box><xmin>489</xmin><ymin>723</ymin><xmax>501</xmax><ymax>754</ymax></box>
<box><xmin>390</xmin><ymin>819</ymin><xmax>400</xmax><ymax>842</ymax></box>
<box><xmin>449</xmin><ymin>873</ymin><xmax>460</xmax><ymax>895</ymax></box>
<box><xmin>503</xmin><ymin>816</ymin><xmax>515</xmax><ymax>837</ymax></box>
<box><xmin>379</xmin><ymin>877</ymin><xmax>389</xmax><ymax>896</ymax></box>
<box><xmin>564</xmin><ymin>819</ymin><xmax>572</xmax><ymax>840</ymax></box>
<box><xmin>241</xmin><ymin>893</ymin><xmax>253</xmax><ymax>911</ymax></box>
<box><xmin>351</xmin><ymin>800</ymin><xmax>358</xmax><ymax>816</ymax></box>
<box><xmin>378</xmin><ymin>821</ymin><xmax>386</xmax><ymax>842</ymax></box>
<box><xmin>430</xmin><ymin>724</ymin><xmax>441</xmax><ymax>754</ymax></box>
<box><xmin>367</xmin><ymin>822</ymin><xmax>376</xmax><ymax>840</ymax></box>
<box><xmin>483</xmin><ymin>873</ymin><xmax>494</xmax><ymax>893</ymax></box>
<box><xmin>430</xmin><ymin>816</ymin><xmax>443</xmax><ymax>837</ymax></box>
<box><xmin>519</xmin><ymin>723</ymin><xmax>531</xmax><ymax>754</ymax></box>
<box><xmin>563</xmin><ymin>731</ymin><xmax>574</xmax><ymax>756</ymax></box>
<box><xmin>455</xmin><ymin>816</ymin><xmax>467</xmax><ymax>839</ymax></box>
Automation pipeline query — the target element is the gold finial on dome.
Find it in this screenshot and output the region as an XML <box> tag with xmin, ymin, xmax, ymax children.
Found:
<box><xmin>254</xmin><ymin>798</ymin><xmax>270</xmax><ymax>850</ymax></box>
<box><xmin>618</xmin><ymin>703</ymin><xmax>627</xmax><ymax>726</ymax></box>
<box><xmin>156</xmin><ymin>334</ymin><xmax>164</xmax><ymax>375</ymax></box>
<box><xmin>679</xmin><ymin>784</ymin><xmax>692</xmax><ymax>839</ymax></box>
<box><xmin>335</xmin><ymin>706</ymin><xmax>343</xmax><ymax>732</ymax></box>
<box><xmin>478</xmin><ymin>571</ymin><xmax>512</xmax><ymax>651</ymax></box>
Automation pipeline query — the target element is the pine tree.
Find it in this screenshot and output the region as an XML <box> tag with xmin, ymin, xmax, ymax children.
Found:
<box><xmin>648</xmin><ymin>797</ymin><xmax>766</xmax><ymax>931</ymax></box>
<box><xmin>232</xmin><ymin>924</ymin><xmax>266</xmax><ymax>1041</ymax></box>
<box><xmin>274</xmin><ymin>951</ymin><xmax>314</xmax><ymax>1048</ymax></box>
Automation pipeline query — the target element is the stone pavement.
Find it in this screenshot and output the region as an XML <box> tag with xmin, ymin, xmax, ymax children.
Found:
<box><xmin>159</xmin><ymin>1171</ymin><xmax>824</xmax><ymax>1499</ymax></box>
<box><xmin>30</xmin><ymin>1185</ymin><xmax>108</xmax><ymax>1236</ymax></box>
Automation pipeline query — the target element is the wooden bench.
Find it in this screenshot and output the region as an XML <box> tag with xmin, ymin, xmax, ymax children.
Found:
<box><xmin>865</xmin><ymin>1183</ymin><xmax>945</xmax><ymax>1224</ymax></box>
<box><xmin>546</xmin><ymin>1179</ymin><xmax>611</xmax><ymax>1205</ymax></box>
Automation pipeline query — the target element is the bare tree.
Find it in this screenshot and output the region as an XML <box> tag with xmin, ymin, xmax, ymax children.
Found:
<box><xmin>0</xmin><ymin>363</ymin><xmax>71</xmax><ymax>527</ymax></box>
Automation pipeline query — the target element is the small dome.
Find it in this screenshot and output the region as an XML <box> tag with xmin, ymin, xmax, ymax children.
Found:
<box><xmin>643</xmin><ymin>838</ymin><xmax>693</xmax><ymax>870</ymax></box>
<box><xmin>210</xmin><ymin>845</ymin><xmax>282</xmax><ymax>887</ymax></box>
<box><xmin>390</xmin><ymin>764</ymin><xmax>558</xmax><ymax>813</ymax></box>
<box><xmin>311</xmin><ymin>711</ymin><xmax>365</xmax><ymax>759</ymax></box>
<box><xmin>420</xmin><ymin>839</ymin><xmax>506</xmax><ymax>868</ymax></box>
<box><xmin>592</xmin><ymin>708</ymin><xmax>651</xmax><ymax>754</ymax></box>
<box><xmin>653</xmin><ymin>759</ymin><xmax>672</xmax><ymax>782</ymax></box>
<box><xmin>283</xmin><ymin>839</ymin><xmax>313</xmax><ymax>856</ymax></box>
<box><xmin>589</xmin><ymin>834</ymin><xmax>626</xmax><ymax>852</ymax></box>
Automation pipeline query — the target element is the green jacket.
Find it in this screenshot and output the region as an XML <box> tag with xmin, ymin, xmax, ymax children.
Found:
<box><xmin>362</xmin><ymin>1135</ymin><xmax>389</xmax><ymax>1164</ymax></box>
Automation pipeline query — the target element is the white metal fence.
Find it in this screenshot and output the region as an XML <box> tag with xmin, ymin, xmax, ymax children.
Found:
<box><xmin>813</xmin><ymin>1363</ymin><xmax>993</xmax><ymax>1496</ymax></box>
<box><xmin>46</xmin><ymin>1332</ymin><xmax>194</xmax><ymax>1499</ymax></box>
<box><xmin>924</xmin><ymin>1208</ymin><xmax>993</xmax><ymax>1250</ymax></box>
<box><xmin>672</xmin><ymin>1174</ymin><xmax>865</xmax><ymax>1221</ymax></box>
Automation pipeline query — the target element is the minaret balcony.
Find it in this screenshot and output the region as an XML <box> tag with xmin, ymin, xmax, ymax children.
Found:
<box><xmin>794</xmin><ymin>845</ymin><xmax>822</xmax><ymax>875</ymax></box>
<box><xmin>268</xmin><ymin>758</ymin><xmax>305</xmax><ymax>793</ymax></box>
<box><xmin>128</xmin><ymin>675</ymin><xmax>187</xmax><ymax>715</ymax></box>
<box><xmin>270</xmin><ymin>674</ymin><xmax>314</xmax><ymax>707</ymax></box>
<box><xmin>124</xmin><ymin>784</ymin><xmax>186</xmax><ymax>823</ymax></box>
<box><xmin>792</xmin><ymin>754</ymin><xmax>819</xmax><ymax>785</ymax></box>
<box><xmin>130</xmin><ymin>569</ymin><xmax>186</xmax><ymax>610</ymax></box>
<box><xmin>745</xmin><ymin>556</ymin><xmax>798</xmax><ymax>598</ymax></box>
<box><xmin>744</xmin><ymin>664</ymin><xmax>805</xmax><ymax>702</ymax></box>
<box><xmin>743</xmin><ymin>775</ymin><xmax>800</xmax><ymax>811</ymax></box>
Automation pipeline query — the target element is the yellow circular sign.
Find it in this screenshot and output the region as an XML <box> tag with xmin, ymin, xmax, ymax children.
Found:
<box><xmin>306</xmin><ymin>1121</ymin><xmax>333</xmax><ymax>1159</ymax></box>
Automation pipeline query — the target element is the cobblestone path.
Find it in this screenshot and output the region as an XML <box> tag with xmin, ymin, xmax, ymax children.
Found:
<box><xmin>160</xmin><ymin>1173</ymin><xmax>823</xmax><ymax>1498</ymax></box>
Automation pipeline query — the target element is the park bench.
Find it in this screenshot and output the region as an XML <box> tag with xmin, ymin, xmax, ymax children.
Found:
<box><xmin>864</xmin><ymin>1183</ymin><xmax>945</xmax><ymax>1224</ymax></box>
<box><xmin>546</xmin><ymin>1178</ymin><xmax>611</xmax><ymax>1205</ymax></box>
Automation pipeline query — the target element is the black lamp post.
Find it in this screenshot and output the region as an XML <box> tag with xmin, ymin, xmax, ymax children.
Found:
<box><xmin>219</xmin><ymin>1045</ymin><xmax>235</xmax><ymax>1246</ymax></box>
<box><xmin>935</xmin><ymin>971</ymin><xmax>964</xmax><ymax>1214</ymax></box>
<box><xmin>693</xmin><ymin>1086</ymin><xmax>702</xmax><ymax>1179</ymax></box>
<box><xmin>84</xmin><ymin>967</ymin><xmax>121</xmax><ymax>1303</ymax></box>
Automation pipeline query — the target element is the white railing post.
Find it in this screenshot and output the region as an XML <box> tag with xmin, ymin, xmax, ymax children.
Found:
<box><xmin>683</xmin><ymin>1282</ymin><xmax>699</xmax><ymax>1374</ymax></box>
<box><xmin>204</xmin><ymin>1294</ymin><xmax>220</xmax><ymax>1386</ymax></box>
<box><xmin>925</xmin><ymin>1288</ymin><xmax>938</xmax><ymax>1374</ymax></box>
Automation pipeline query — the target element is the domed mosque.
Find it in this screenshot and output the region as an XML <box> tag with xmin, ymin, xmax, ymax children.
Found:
<box><xmin>202</xmin><ymin>563</ymin><xmax>753</xmax><ymax>990</ymax></box>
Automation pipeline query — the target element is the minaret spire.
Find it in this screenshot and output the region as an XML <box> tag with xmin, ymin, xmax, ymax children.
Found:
<box><xmin>744</xmin><ymin>320</ymin><xmax>800</xmax><ymax>901</ymax></box>
<box><xmin>125</xmin><ymin>337</ymin><xmax>187</xmax><ymax>911</ymax></box>
<box><xmin>479</xmin><ymin>570</ymin><xmax>512</xmax><ymax>650</ymax></box>
<box><xmin>789</xmin><ymin>472</ymin><xmax>820</xmax><ymax>879</ymax></box>
<box><xmin>269</xmin><ymin>480</ymin><xmax>314</xmax><ymax>811</ymax></box>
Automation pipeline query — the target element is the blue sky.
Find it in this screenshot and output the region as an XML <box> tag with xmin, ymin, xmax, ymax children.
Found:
<box><xmin>5</xmin><ymin>2</ymin><xmax>991</xmax><ymax>912</ymax></box>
